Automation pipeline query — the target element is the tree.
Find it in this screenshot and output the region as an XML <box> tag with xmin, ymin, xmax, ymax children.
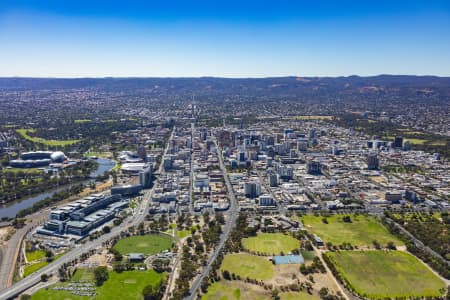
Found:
<box><xmin>222</xmin><ymin>270</ymin><xmax>231</xmax><ymax>280</ymax></box>
<box><xmin>372</xmin><ymin>240</ymin><xmax>381</xmax><ymax>249</ymax></box>
<box><xmin>20</xmin><ymin>294</ymin><xmax>31</xmax><ymax>300</ymax></box>
<box><xmin>215</xmin><ymin>212</ymin><xmax>225</xmax><ymax>225</ymax></box>
<box><xmin>142</xmin><ymin>284</ymin><xmax>159</xmax><ymax>300</ymax></box>
<box><xmin>271</xmin><ymin>289</ymin><xmax>280</xmax><ymax>300</ymax></box>
<box><xmin>41</xmin><ymin>274</ymin><xmax>48</xmax><ymax>282</ymax></box>
<box><xmin>102</xmin><ymin>226</ymin><xmax>111</xmax><ymax>234</ymax></box>
<box><xmin>110</xmin><ymin>248</ymin><xmax>123</xmax><ymax>261</ymax></box>
<box><xmin>300</xmin><ymin>264</ymin><xmax>308</xmax><ymax>275</ymax></box>
<box><xmin>45</xmin><ymin>249</ymin><xmax>53</xmax><ymax>258</ymax></box>
<box><xmin>113</xmin><ymin>262</ymin><xmax>125</xmax><ymax>273</ymax></box>
<box><xmin>12</xmin><ymin>218</ymin><xmax>26</xmax><ymax>228</ymax></box>
<box><xmin>94</xmin><ymin>266</ymin><xmax>109</xmax><ymax>286</ymax></box>
<box><xmin>153</xmin><ymin>258</ymin><xmax>169</xmax><ymax>273</ymax></box>
<box><xmin>386</xmin><ymin>241</ymin><xmax>396</xmax><ymax>250</ymax></box>
<box><xmin>319</xmin><ymin>287</ymin><xmax>329</xmax><ymax>298</ymax></box>
<box><xmin>342</xmin><ymin>215</ymin><xmax>352</xmax><ymax>223</ymax></box>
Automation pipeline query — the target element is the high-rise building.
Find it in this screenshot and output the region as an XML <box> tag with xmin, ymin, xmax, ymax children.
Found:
<box><xmin>403</xmin><ymin>141</ymin><xmax>411</xmax><ymax>151</ymax></box>
<box><xmin>199</xmin><ymin>128</ymin><xmax>208</xmax><ymax>141</ymax></box>
<box><xmin>331</xmin><ymin>145</ymin><xmax>340</xmax><ymax>155</ymax></box>
<box><xmin>297</xmin><ymin>139</ymin><xmax>308</xmax><ymax>152</ymax></box>
<box><xmin>244</xmin><ymin>182</ymin><xmax>261</xmax><ymax>199</ymax></box>
<box><xmin>394</xmin><ymin>136</ymin><xmax>403</xmax><ymax>148</ymax></box>
<box><xmin>307</xmin><ymin>160</ymin><xmax>321</xmax><ymax>175</ymax></box>
<box><xmin>269</xmin><ymin>173</ymin><xmax>279</xmax><ymax>187</ymax></box>
<box><xmin>309</xmin><ymin>128</ymin><xmax>316</xmax><ymax>140</ymax></box>
<box><xmin>163</xmin><ymin>156</ymin><xmax>173</xmax><ymax>170</ymax></box>
<box><xmin>139</xmin><ymin>164</ymin><xmax>152</xmax><ymax>188</ymax></box>
<box><xmin>137</xmin><ymin>145</ymin><xmax>147</xmax><ymax>162</ymax></box>
<box><xmin>367</xmin><ymin>152</ymin><xmax>379</xmax><ymax>170</ymax></box>
<box><xmin>238</xmin><ymin>151</ymin><xmax>246</xmax><ymax>162</ymax></box>
<box><xmin>259</xmin><ymin>194</ymin><xmax>276</xmax><ymax>206</ymax></box>
<box><xmin>289</xmin><ymin>149</ymin><xmax>297</xmax><ymax>158</ymax></box>
<box><xmin>278</xmin><ymin>165</ymin><xmax>294</xmax><ymax>180</ymax></box>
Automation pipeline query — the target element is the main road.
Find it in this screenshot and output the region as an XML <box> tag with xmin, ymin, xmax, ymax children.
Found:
<box><xmin>187</xmin><ymin>137</ymin><xmax>238</xmax><ymax>299</ymax></box>
<box><xmin>0</xmin><ymin>200</ymin><xmax>60</xmax><ymax>289</ymax></box>
<box><xmin>0</xmin><ymin>128</ymin><xmax>175</xmax><ymax>300</ymax></box>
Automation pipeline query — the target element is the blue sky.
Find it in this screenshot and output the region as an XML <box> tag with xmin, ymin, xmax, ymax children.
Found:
<box><xmin>0</xmin><ymin>0</ymin><xmax>449</xmax><ymax>77</ymax></box>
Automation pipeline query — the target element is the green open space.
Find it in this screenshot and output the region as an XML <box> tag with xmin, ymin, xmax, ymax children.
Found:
<box><xmin>176</xmin><ymin>229</ymin><xmax>191</xmax><ymax>239</ymax></box>
<box><xmin>280</xmin><ymin>291</ymin><xmax>320</xmax><ymax>300</ymax></box>
<box><xmin>326</xmin><ymin>251</ymin><xmax>446</xmax><ymax>299</ymax></box>
<box><xmin>220</xmin><ymin>253</ymin><xmax>274</xmax><ymax>280</ymax></box>
<box><xmin>301</xmin><ymin>250</ymin><xmax>316</xmax><ymax>261</ymax></box>
<box><xmin>84</xmin><ymin>151</ymin><xmax>113</xmax><ymax>158</ymax></box>
<box><xmin>386</xmin><ymin>135</ymin><xmax>446</xmax><ymax>146</ymax></box>
<box><xmin>25</xmin><ymin>250</ymin><xmax>46</xmax><ymax>262</ymax></box>
<box><xmin>293</xmin><ymin>116</ymin><xmax>333</xmax><ymax>121</ymax></box>
<box><xmin>24</xmin><ymin>261</ymin><xmax>48</xmax><ymax>277</ymax></box>
<box><xmin>113</xmin><ymin>234</ymin><xmax>173</xmax><ymax>255</ymax></box>
<box><xmin>16</xmin><ymin>128</ymin><xmax>80</xmax><ymax>146</ymax></box>
<box><xmin>31</xmin><ymin>268</ymin><xmax>165</xmax><ymax>300</ymax></box>
<box><xmin>301</xmin><ymin>214</ymin><xmax>403</xmax><ymax>247</ymax></box>
<box><xmin>3</xmin><ymin>167</ymin><xmax>42</xmax><ymax>174</ymax></box>
<box><xmin>241</xmin><ymin>232</ymin><xmax>299</xmax><ymax>255</ymax></box>
<box><xmin>74</xmin><ymin>119</ymin><xmax>92</xmax><ymax>124</ymax></box>
<box><xmin>72</xmin><ymin>267</ymin><xmax>95</xmax><ymax>281</ymax></box>
<box><xmin>202</xmin><ymin>280</ymin><xmax>269</xmax><ymax>300</ymax></box>
<box><xmin>24</xmin><ymin>252</ymin><xmax>65</xmax><ymax>277</ymax></box>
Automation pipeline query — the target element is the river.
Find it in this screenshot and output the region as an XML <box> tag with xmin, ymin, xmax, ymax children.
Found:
<box><xmin>0</xmin><ymin>158</ymin><xmax>116</xmax><ymax>219</ymax></box>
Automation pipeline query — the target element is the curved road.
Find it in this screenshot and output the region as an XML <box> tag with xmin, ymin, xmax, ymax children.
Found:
<box><xmin>0</xmin><ymin>213</ymin><xmax>47</xmax><ymax>289</ymax></box>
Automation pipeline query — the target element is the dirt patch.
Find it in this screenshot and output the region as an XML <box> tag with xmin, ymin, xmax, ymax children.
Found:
<box><xmin>0</xmin><ymin>226</ymin><xmax>14</xmax><ymax>245</ymax></box>
<box><xmin>84</xmin><ymin>249</ymin><xmax>109</xmax><ymax>266</ymax></box>
<box><xmin>266</xmin><ymin>263</ymin><xmax>340</xmax><ymax>296</ymax></box>
<box><xmin>269</xmin><ymin>264</ymin><xmax>301</xmax><ymax>285</ymax></box>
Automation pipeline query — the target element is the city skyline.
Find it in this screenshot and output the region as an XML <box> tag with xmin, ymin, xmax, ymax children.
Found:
<box><xmin>1</xmin><ymin>0</ymin><xmax>450</xmax><ymax>77</ymax></box>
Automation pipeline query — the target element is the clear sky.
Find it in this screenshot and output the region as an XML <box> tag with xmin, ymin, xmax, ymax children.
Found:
<box><xmin>0</xmin><ymin>0</ymin><xmax>449</xmax><ymax>77</ymax></box>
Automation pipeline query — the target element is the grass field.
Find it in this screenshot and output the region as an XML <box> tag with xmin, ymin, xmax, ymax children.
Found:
<box><xmin>386</xmin><ymin>135</ymin><xmax>447</xmax><ymax>146</ymax></box>
<box><xmin>3</xmin><ymin>167</ymin><xmax>42</xmax><ymax>174</ymax></box>
<box><xmin>220</xmin><ymin>253</ymin><xmax>274</xmax><ymax>280</ymax></box>
<box><xmin>74</xmin><ymin>119</ymin><xmax>92</xmax><ymax>124</ymax></box>
<box><xmin>31</xmin><ymin>269</ymin><xmax>165</xmax><ymax>300</ymax></box>
<box><xmin>16</xmin><ymin>128</ymin><xmax>80</xmax><ymax>146</ymax></box>
<box><xmin>202</xmin><ymin>280</ymin><xmax>269</xmax><ymax>300</ymax></box>
<box><xmin>25</xmin><ymin>250</ymin><xmax>46</xmax><ymax>262</ymax></box>
<box><xmin>24</xmin><ymin>261</ymin><xmax>48</xmax><ymax>277</ymax></box>
<box><xmin>293</xmin><ymin>115</ymin><xmax>333</xmax><ymax>121</ymax></box>
<box><xmin>176</xmin><ymin>229</ymin><xmax>191</xmax><ymax>239</ymax></box>
<box><xmin>84</xmin><ymin>151</ymin><xmax>113</xmax><ymax>158</ymax></box>
<box><xmin>241</xmin><ymin>233</ymin><xmax>299</xmax><ymax>255</ymax></box>
<box><xmin>280</xmin><ymin>291</ymin><xmax>320</xmax><ymax>300</ymax></box>
<box><xmin>113</xmin><ymin>234</ymin><xmax>173</xmax><ymax>255</ymax></box>
<box><xmin>24</xmin><ymin>252</ymin><xmax>65</xmax><ymax>277</ymax></box>
<box><xmin>326</xmin><ymin>251</ymin><xmax>446</xmax><ymax>298</ymax></box>
<box><xmin>301</xmin><ymin>214</ymin><xmax>403</xmax><ymax>247</ymax></box>
<box><xmin>301</xmin><ymin>250</ymin><xmax>316</xmax><ymax>261</ymax></box>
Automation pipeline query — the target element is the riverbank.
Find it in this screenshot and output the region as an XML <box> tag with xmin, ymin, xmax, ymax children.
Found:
<box><xmin>0</xmin><ymin>158</ymin><xmax>116</xmax><ymax>219</ymax></box>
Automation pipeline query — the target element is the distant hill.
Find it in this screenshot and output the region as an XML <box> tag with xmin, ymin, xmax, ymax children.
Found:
<box><xmin>0</xmin><ymin>75</ymin><xmax>449</xmax><ymax>100</ymax></box>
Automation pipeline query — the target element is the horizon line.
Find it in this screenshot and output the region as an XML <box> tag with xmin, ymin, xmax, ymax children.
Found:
<box><xmin>0</xmin><ymin>73</ymin><xmax>449</xmax><ymax>80</ymax></box>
